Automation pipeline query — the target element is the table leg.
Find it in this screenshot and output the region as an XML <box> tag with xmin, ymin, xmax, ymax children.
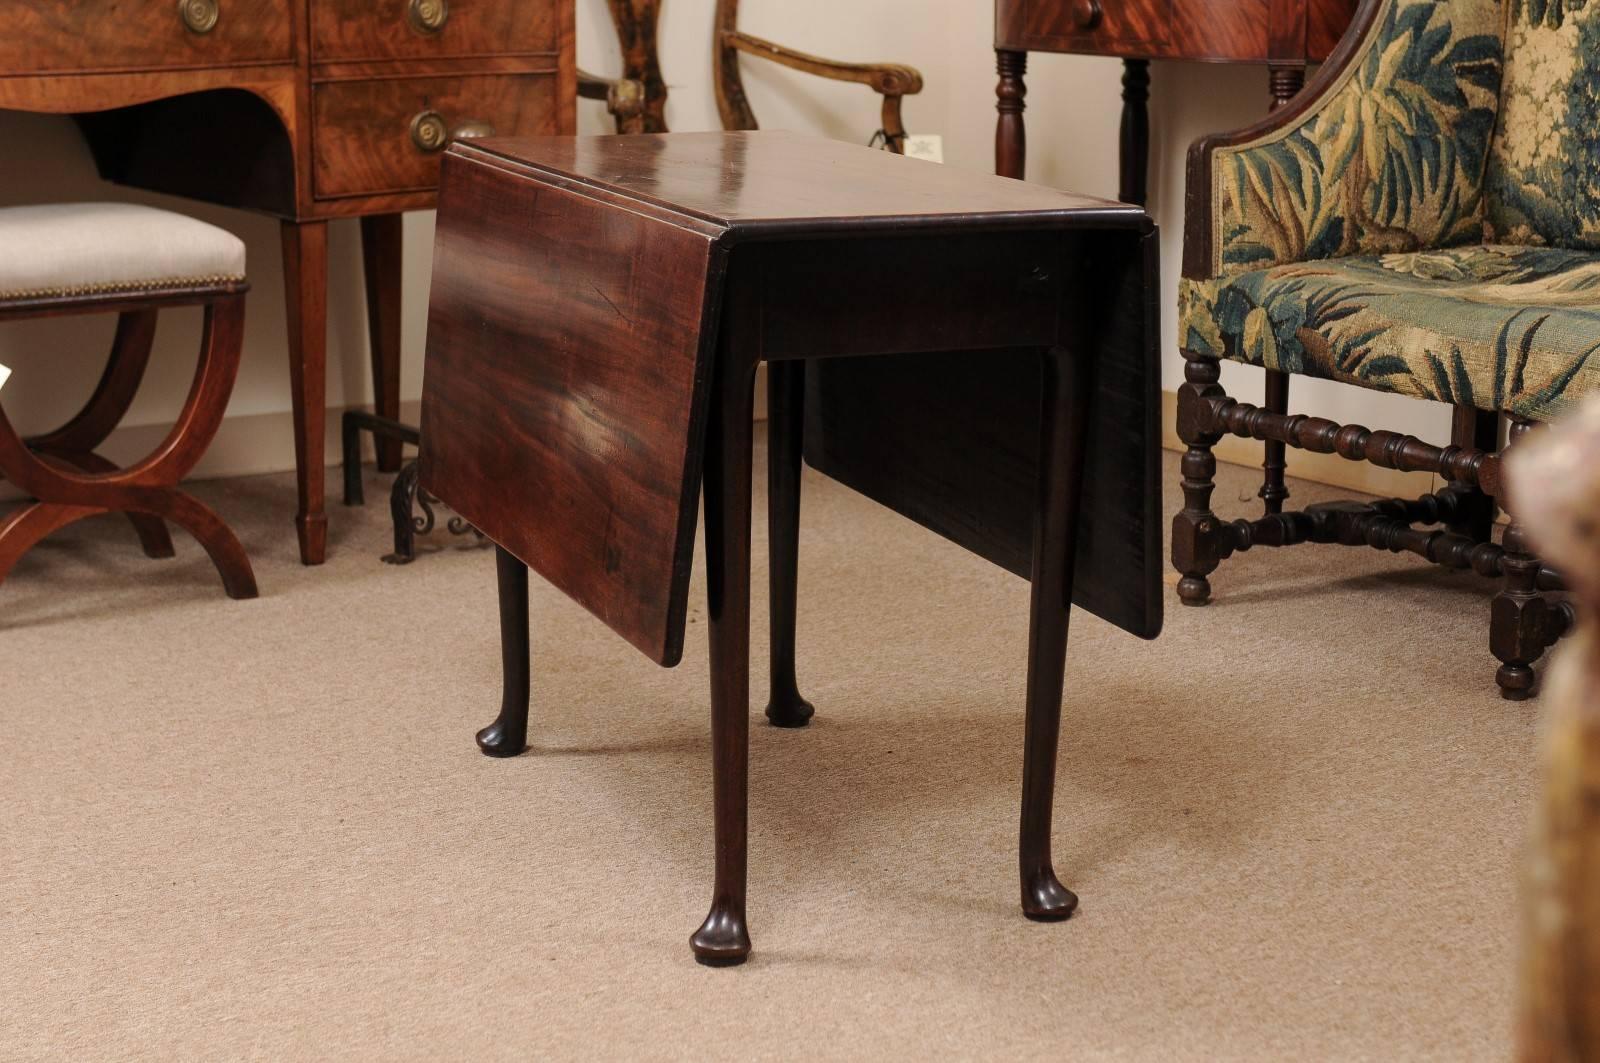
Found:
<box><xmin>477</xmin><ymin>545</ymin><xmax>531</xmax><ymax>757</ymax></box>
<box><xmin>360</xmin><ymin>214</ymin><xmax>407</xmax><ymax>474</ymax></box>
<box><xmin>1118</xmin><ymin>59</ymin><xmax>1150</xmax><ymax>207</ymax></box>
<box><xmin>691</xmin><ymin>352</ymin><xmax>758</xmax><ymax>967</ymax></box>
<box><xmin>995</xmin><ymin>50</ymin><xmax>1028</xmax><ymax>179</ymax></box>
<box><xmin>282</xmin><ymin>220</ymin><xmax>330</xmax><ymax>565</ymax></box>
<box><xmin>765</xmin><ymin>360</ymin><xmax>814</xmax><ymax>728</ymax></box>
<box><xmin>1018</xmin><ymin>345</ymin><xmax>1093</xmax><ymax>921</ymax></box>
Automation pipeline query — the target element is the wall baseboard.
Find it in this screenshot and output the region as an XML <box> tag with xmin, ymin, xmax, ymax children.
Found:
<box><xmin>1158</xmin><ymin>389</ymin><xmax>1441</xmax><ymax>500</ymax></box>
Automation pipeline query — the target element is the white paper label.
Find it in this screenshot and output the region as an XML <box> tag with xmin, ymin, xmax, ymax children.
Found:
<box><xmin>0</xmin><ymin>363</ymin><xmax>9</xmax><ymax>393</ymax></box>
<box><xmin>905</xmin><ymin>134</ymin><xmax>944</xmax><ymax>164</ymax></box>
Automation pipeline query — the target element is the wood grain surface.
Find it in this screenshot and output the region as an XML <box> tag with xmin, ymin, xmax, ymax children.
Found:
<box><xmin>997</xmin><ymin>0</ymin><xmax>1357</xmax><ymax>61</ymax></box>
<box><xmin>310</xmin><ymin>0</ymin><xmax>560</xmax><ymax>63</ymax></box>
<box><xmin>420</xmin><ymin>146</ymin><xmax>727</xmax><ymax>666</ymax></box>
<box><xmin>1</xmin><ymin>0</ymin><xmax>292</xmax><ymax>74</ymax></box>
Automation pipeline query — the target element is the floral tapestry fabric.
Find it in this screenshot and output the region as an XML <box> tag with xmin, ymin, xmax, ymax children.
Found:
<box><xmin>1178</xmin><ymin>245</ymin><xmax>1600</xmax><ymax>422</ymax></box>
<box><xmin>1484</xmin><ymin>0</ymin><xmax>1600</xmax><ymax>247</ymax></box>
<box><xmin>1210</xmin><ymin>0</ymin><xmax>1505</xmax><ymax>277</ymax></box>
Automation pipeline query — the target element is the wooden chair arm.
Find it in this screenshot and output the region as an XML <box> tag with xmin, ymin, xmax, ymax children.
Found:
<box><xmin>577</xmin><ymin>69</ymin><xmax>648</xmax><ymax>135</ymax></box>
<box><xmin>723</xmin><ymin>30</ymin><xmax>924</xmax><ymax>97</ymax></box>
<box><xmin>719</xmin><ymin>30</ymin><xmax>924</xmax><ymax>151</ymax></box>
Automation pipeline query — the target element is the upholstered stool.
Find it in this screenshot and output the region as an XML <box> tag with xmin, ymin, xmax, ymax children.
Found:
<box><xmin>0</xmin><ymin>202</ymin><xmax>256</xmax><ymax>598</ymax></box>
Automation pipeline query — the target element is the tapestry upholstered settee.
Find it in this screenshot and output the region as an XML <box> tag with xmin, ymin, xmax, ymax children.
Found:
<box><xmin>1175</xmin><ymin>0</ymin><xmax>1600</xmax><ymax>697</ymax></box>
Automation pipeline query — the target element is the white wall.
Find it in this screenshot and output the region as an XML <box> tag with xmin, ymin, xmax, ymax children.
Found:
<box><xmin>0</xmin><ymin>0</ymin><xmax>1448</xmax><ymax>480</ymax></box>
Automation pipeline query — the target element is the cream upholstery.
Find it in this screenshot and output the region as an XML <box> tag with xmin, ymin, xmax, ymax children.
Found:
<box><xmin>0</xmin><ymin>202</ymin><xmax>246</xmax><ymax>301</ymax></box>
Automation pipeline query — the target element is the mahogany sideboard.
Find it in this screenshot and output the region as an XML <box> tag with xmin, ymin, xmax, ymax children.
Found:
<box><xmin>995</xmin><ymin>0</ymin><xmax>1356</xmax><ymax>203</ymax></box>
<box><xmin>0</xmin><ymin>1</ymin><xmax>576</xmax><ymax>564</ymax></box>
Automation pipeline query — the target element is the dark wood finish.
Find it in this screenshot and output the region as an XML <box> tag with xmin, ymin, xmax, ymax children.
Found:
<box><xmin>310</xmin><ymin>0</ymin><xmax>560</xmax><ymax>62</ymax></box>
<box><xmin>714</xmin><ymin>0</ymin><xmax>924</xmax><ymax>152</ymax></box>
<box><xmin>0</xmin><ymin>288</ymin><xmax>256</xmax><ymax>599</ymax></box>
<box><xmin>418</xmin><ymin>138</ymin><xmax>726</xmax><ymax>666</ymax></box>
<box><xmin>1493</xmin><ymin>419</ymin><xmax>1574</xmax><ymax>700</ymax></box>
<box><xmin>1018</xmin><ymin>346</ymin><xmax>1093</xmax><ymax>921</ymax></box>
<box><xmin>995</xmin><ymin>50</ymin><xmax>1028</xmax><ymax>179</ymax></box>
<box><xmin>1</xmin><ymin>0</ymin><xmax>577</xmax><ymax>565</ymax></box>
<box><xmin>690</xmin><ymin>288</ymin><xmax>760</xmax><ymax>966</ymax></box>
<box><xmin>360</xmin><ymin>214</ymin><xmax>405</xmax><ymax>472</ymax></box>
<box><xmin>312</xmin><ymin>73</ymin><xmax>560</xmax><ymax>199</ymax></box>
<box><xmin>1118</xmin><ymin>59</ymin><xmax>1149</xmax><ymax>206</ymax></box>
<box><xmin>3</xmin><ymin>0</ymin><xmax>293</xmax><ymax>73</ymax></box>
<box><xmin>764</xmin><ymin>360</ymin><xmax>814</xmax><ymax>728</ymax></box>
<box><xmin>420</xmin><ymin>131</ymin><xmax>1160</xmax><ymax>962</ymax></box>
<box><xmin>476</xmin><ymin>545</ymin><xmax>531</xmax><ymax>757</ymax></box>
<box><xmin>282</xmin><ymin>220</ymin><xmax>330</xmax><ymax>567</ymax></box>
<box><xmin>993</xmin><ymin>0</ymin><xmax>1351</xmax><ymax>195</ymax></box>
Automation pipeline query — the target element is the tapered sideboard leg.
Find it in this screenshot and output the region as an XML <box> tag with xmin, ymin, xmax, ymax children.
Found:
<box><xmin>764</xmin><ymin>360</ymin><xmax>815</xmax><ymax>728</ymax></box>
<box><xmin>477</xmin><ymin>545</ymin><xmax>531</xmax><ymax>757</ymax></box>
<box><xmin>281</xmin><ymin>220</ymin><xmax>330</xmax><ymax>565</ymax></box>
<box><xmin>1018</xmin><ymin>345</ymin><xmax>1092</xmax><ymax>922</ymax></box>
<box><xmin>691</xmin><ymin>354</ymin><xmax>758</xmax><ymax>967</ymax></box>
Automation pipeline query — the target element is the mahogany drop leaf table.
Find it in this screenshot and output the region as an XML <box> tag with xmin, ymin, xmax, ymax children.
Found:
<box><xmin>418</xmin><ymin>131</ymin><xmax>1162</xmax><ymax>965</ymax></box>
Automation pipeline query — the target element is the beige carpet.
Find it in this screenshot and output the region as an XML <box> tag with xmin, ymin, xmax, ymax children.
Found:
<box><xmin>1</xmin><ymin>436</ymin><xmax>1536</xmax><ymax>1061</ymax></box>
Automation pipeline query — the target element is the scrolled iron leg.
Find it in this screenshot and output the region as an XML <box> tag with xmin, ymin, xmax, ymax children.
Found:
<box><xmin>764</xmin><ymin>361</ymin><xmax>814</xmax><ymax>729</ymax></box>
<box><xmin>1018</xmin><ymin>345</ymin><xmax>1091</xmax><ymax>922</ymax></box>
<box><xmin>691</xmin><ymin>353</ymin><xmax>757</xmax><ymax>967</ymax></box>
<box><xmin>477</xmin><ymin>545</ymin><xmax>531</xmax><ymax>757</ymax></box>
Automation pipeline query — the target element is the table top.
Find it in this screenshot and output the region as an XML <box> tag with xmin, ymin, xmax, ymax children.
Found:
<box><xmin>449</xmin><ymin>131</ymin><xmax>1146</xmax><ymax>240</ymax></box>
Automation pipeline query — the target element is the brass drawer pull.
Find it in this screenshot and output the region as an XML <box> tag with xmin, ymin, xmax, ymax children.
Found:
<box><xmin>178</xmin><ymin>0</ymin><xmax>220</xmax><ymax>34</ymax></box>
<box><xmin>411</xmin><ymin>112</ymin><xmax>496</xmax><ymax>153</ymax></box>
<box><xmin>411</xmin><ymin>110</ymin><xmax>450</xmax><ymax>152</ymax></box>
<box><xmin>408</xmin><ymin>0</ymin><xmax>450</xmax><ymax>34</ymax></box>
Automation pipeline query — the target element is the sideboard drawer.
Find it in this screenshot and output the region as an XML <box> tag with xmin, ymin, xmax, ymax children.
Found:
<box><xmin>310</xmin><ymin>0</ymin><xmax>560</xmax><ymax>61</ymax></box>
<box><xmin>312</xmin><ymin>75</ymin><xmax>561</xmax><ymax>199</ymax></box>
<box><xmin>5</xmin><ymin>1</ymin><xmax>292</xmax><ymax>74</ymax></box>
<box><xmin>1022</xmin><ymin>0</ymin><xmax>1172</xmax><ymax>50</ymax></box>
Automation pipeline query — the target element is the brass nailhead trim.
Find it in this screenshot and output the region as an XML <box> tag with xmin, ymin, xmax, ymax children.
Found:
<box><xmin>0</xmin><ymin>274</ymin><xmax>246</xmax><ymax>302</ymax></box>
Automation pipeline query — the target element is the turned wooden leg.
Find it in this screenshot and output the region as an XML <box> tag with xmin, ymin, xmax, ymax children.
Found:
<box><xmin>691</xmin><ymin>350</ymin><xmax>758</xmax><ymax>967</ymax></box>
<box><xmin>360</xmin><ymin>214</ymin><xmax>406</xmax><ymax>474</ymax></box>
<box><xmin>995</xmin><ymin>50</ymin><xmax>1028</xmax><ymax>179</ymax></box>
<box><xmin>1171</xmin><ymin>351</ymin><xmax>1225</xmax><ymax>605</ymax></box>
<box><xmin>764</xmin><ymin>360</ymin><xmax>814</xmax><ymax>729</ymax></box>
<box><xmin>478</xmin><ymin>545</ymin><xmax>531</xmax><ymax>756</ymax></box>
<box><xmin>1261</xmin><ymin>370</ymin><xmax>1290</xmax><ymax>515</ymax></box>
<box><xmin>1118</xmin><ymin>59</ymin><xmax>1150</xmax><ymax>207</ymax></box>
<box><xmin>1019</xmin><ymin>345</ymin><xmax>1091</xmax><ymax>922</ymax></box>
<box><xmin>1446</xmin><ymin>405</ymin><xmax>1499</xmax><ymax>542</ymax></box>
<box><xmin>1493</xmin><ymin>419</ymin><xmax>1571</xmax><ymax>699</ymax></box>
<box><xmin>282</xmin><ymin>220</ymin><xmax>330</xmax><ymax>566</ymax></box>
<box><xmin>1269</xmin><ymin>63</ymin><xmax>1305</xmax><ymax>110</ymax></box>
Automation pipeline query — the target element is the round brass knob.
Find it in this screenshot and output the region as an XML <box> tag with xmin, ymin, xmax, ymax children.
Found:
<box><xmin>1071</xmin><ymin>0</ymin><xmax>1103</xmax><ymax>29</ymax></box>
<box><xmin>410</xmin><ymin>110</ymin><xmax>450</xmax><ymax>153</ymax></box>
<box><xmin>408</xmin><ymin>0</ymin><xmax>449</xmax><ymax>34</ymax></box>
<box><xmin>178</xmin><ymin>0</ymin><xmax>220</xmax><ymax>34</ymax></box>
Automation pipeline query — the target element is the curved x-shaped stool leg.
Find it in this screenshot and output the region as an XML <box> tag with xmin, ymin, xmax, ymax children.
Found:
<box><xmin>0</xmin><ymin>297</ymin><xmax>256</xmax><ymax>599</ymax></box>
